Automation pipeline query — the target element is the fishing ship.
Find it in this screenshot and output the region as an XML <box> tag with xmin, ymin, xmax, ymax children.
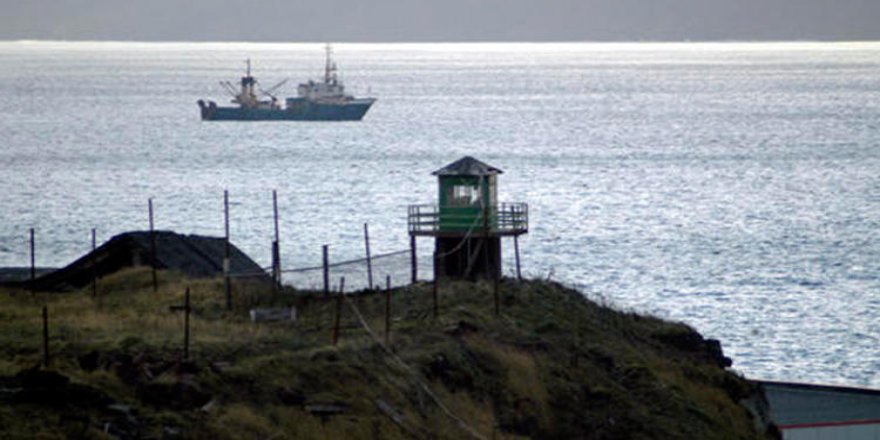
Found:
<box><xmin>197</xmin><ymin>45</ymin><xmax>376</xmax><ymax>121</ymax></box>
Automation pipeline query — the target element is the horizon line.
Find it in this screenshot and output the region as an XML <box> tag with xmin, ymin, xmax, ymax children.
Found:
<box><xmin>4</xmin><ymin>38</ymin><xmax>880</xmax><ymax>45</ymax></box>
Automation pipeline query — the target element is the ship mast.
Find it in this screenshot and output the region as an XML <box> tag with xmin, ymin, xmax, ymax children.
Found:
<box><xmin>242</xmin><ymin>58</ymin><xmax>255</xmax><ymax>91</ymax></box>
<box><xmin>324</xmin><ymin>43</ymin><xmax>337</xmax><ymax>85</ymax></box>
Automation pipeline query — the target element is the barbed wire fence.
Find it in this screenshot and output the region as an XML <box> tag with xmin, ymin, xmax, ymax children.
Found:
<box><xmin>280</xmin><ymin>249</ymin><xmax>413</xmax><ymax>292</ymax></box>
<box><xmin>5</xmin><ymin>191</ymin><xmax>525</xmax><ymax>297</ymax></box>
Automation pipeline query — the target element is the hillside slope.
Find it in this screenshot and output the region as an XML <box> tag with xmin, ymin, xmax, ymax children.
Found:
<box><xmin>0</xmin><ymin>269</ymin><xmax>778</xmax><ymax>439</ymax></box>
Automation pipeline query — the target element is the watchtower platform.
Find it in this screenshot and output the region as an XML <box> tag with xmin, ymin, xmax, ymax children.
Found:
<box><xmin>407</xmin><ymin>156</ymin><xmax>528</xmax><ymax>279</ymax></box>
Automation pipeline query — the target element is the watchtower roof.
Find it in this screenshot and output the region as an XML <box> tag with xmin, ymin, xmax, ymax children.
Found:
<box><xmin>432</xmin><ymin>156</ymin><xmax>503</xmax><ymax>177</ymax></box>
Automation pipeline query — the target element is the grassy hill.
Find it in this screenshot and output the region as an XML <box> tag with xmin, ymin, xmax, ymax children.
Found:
<box><xmin>0</xmin><ymin>268</ymin><xmax>778</xmax><ymax>439</ymax></box>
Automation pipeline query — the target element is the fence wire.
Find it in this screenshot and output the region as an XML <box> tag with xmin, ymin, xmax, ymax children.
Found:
<box><xmin>280</xmin><ymin>249</ymin><xmax>412</xmax><ymax>292</ymax></box>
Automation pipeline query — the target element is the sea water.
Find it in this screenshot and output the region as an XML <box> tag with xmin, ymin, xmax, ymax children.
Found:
<box><xmin>0</xmin><ymin>41</ymin><xmax>878</xmax><ymax>387</ymax></box>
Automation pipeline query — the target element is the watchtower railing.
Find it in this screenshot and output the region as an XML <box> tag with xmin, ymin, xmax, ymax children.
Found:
<box><xmin>408</xmin><ymin>202</ymin><xmax>528</xmax><ymax>236</ymax></box>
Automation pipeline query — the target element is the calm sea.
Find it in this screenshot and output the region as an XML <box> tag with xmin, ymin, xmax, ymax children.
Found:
<box><xmin>0</xmin><ymin>41</ymin><xmax>878</xmax><ymax>387</ymax></box>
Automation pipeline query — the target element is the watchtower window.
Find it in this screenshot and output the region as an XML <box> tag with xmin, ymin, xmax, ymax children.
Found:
<box><xmin>447</xmin><ymin>184</ymin><xmax>481</xmax><ymax>206</ymax></box>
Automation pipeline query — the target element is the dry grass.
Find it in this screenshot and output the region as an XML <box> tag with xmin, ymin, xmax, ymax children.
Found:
<box><xmin>0</xmin><ymin>269</ymin><xmax>773</xmax><ymax>439</ymax></box>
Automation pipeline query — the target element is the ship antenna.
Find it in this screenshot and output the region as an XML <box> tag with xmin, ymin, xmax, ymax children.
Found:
<box><xmin>246</xmin><ymin>58</ymin><xmax>251</xmax><ymax>77</ymax></box>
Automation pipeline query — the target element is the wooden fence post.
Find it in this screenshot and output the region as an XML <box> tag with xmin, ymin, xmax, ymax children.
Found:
<box><xmin>224</xmin><ymin>190</ymin><xmax>231</xmax><ymax>310</ymax></box>
<box><xmin>322</xmin><ymin>245</ymin><xmax>330</xmax><ymax>296</ymax></box>
<box><xmin>514</xmin><ymin>235</ymin><xmax>522</xmax><ymax>282</ymax></box>
<box><xmin>364</xmin><ymin>223</ymin><xmax>373</xmax><ymax>290</ymax></box>
<box><xmin>494</xmin><ymin>272</ymin><xmax>500</xmax><ymax>316</ymax></box>
<box><xmin>170</xmin><ymin>287</ymin><xmax>193</xmax><ymax>359</ymax></box>
<box><xmin>29</xmin><ymin>228</ymin><xmax>35</xmax><ymax>294</ymax></box>
<box><xmin>432</xmin><ymin>251</ymin><xmax>439</xmax><ymax>319</ymax></box>
<box><xmin>272</xmin><ymin>190</ymin><xmax>281</xmax><ymax>289</ymax></box>
<box><xmin>273</xmin><ymin>190</ymin><xmax>280</xmax><ymax>245</ymax></box>
<box><xmin>410</xmin><ymin>236</ymin><xmax>417</xmax><ymax>284</ymax></box>
<box><xmin>332</xmin><ymin>277</ymin><xmax>344</xmax><ymax>346</ymax></box>
<box><xmin>149</xmin><ymin>198</ymin><xmax>157</xmax><ymax>292</ymax></box>
<box><xmin>385</xmin><ymin>275</ymin><xmax>391</xmax><ymax>346</ymax></box>
<box><xmin>271</xmin><ymin>241</ymin><xmax>280</xmax><ymax>292</ymax></box>
<box><xmin>91</xmin><ymin>228</ymin><xmax>98</xmax><ymax>297</ymax></box>
<box><xmin>184</xmin><ymin>288</ymin><xmax>191</xmax><ymax>360</ymax></box>
<box><xmin>482</xmin><ymin>204</ymin><xmax>491</xmax><ymax>280</ymax></box>
<box><xmin>42</xmin><ymin>306</ymin><xmax>49</xmax><ymax>368</ymax></box>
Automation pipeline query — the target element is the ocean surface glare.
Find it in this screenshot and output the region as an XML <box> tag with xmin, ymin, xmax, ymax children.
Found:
<box><xmin>0</xmin><ymin>42</ymin><xmax>878</xmax><ymax>388</ymax></box>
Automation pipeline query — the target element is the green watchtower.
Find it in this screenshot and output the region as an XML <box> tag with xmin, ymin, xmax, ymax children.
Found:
<box><xmin>408</xmin><ymin>156</ymin><xmax>528</xmax><ymax>279</ymax></box>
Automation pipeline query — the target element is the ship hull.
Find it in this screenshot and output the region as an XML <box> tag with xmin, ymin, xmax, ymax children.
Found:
<box><xmin>198</xmin><ymin>99</ymin><xmax>374</xmax><ymax>121</ymax></box>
